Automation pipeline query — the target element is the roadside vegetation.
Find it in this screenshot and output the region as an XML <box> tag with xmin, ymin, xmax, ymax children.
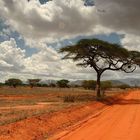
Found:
<box><xmin>0</xmin><ymin>85</ymin><xmax>127</xmax><ymax>125</ymax></box>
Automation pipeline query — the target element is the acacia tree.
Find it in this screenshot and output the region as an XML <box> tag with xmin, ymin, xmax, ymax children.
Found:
<box><xmin>5</xmin><ymin>78</ymin><xmax>22</xmax><ymax>88</ymax></box>
<box><xmin>60</xmin><ymin>39</ymin><xmax>140</xmax><ymax>98</ymax></box>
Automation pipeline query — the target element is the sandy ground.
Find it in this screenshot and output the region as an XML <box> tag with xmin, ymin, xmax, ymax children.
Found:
<box><xmin>50</xmin><ymin>90</ymin><xmax>140</xmax><ymax>140</ymax></box>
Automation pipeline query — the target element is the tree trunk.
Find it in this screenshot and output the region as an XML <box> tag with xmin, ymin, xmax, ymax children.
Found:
<box><xmin>96</xmin><ymin>73</ymin><xmax>101</xmax><ymax>99</ymax></box>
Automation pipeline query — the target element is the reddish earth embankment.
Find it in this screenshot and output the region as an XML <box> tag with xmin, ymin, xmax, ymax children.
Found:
<box><xmin>0</xmin><ymin>103</ymin><xmax>106</xmax><ymax>140</ymax></box>
<box><xmin>0</xmin><ymin>91</ymin><xmax>127</xmax><ymax>140</ymax></box>
<box><xmin>51</xmin><ymin>90</ymin><xmax>140</xmax><ymax>140</ymax></box>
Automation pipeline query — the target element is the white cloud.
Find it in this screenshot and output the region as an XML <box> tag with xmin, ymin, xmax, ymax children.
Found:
<box><xmin>0</xmin><ymin>38</ymin><xmax>138</xmax><ymax>82</ymax></box>
<box><xmin>0</xmin><ymin>38</ymin><xmax>96</xmax><ymax>81</ymax></box>
<box><xmin>0</xmin><ymin>0</ymin><xmax>139</xmax><ymax>81</ymax></box>
<box><xmin>121</xmin><ymin>34</ymin><xmax>140</xmax><ymax>51</ymax></box>
<box><xmin>0</xmin><ymin>0</ymin><xmax>104</xmax><ymax>42</ymax></box>
<box><xmin>0</xmin><ymin>38</ymin><xmax>26</xmax><ymax>72</ymax></box>
<box><xmin>1</xmin><ymin>0</ymin><xmax>140</xmax><ymax>44</ymax></box>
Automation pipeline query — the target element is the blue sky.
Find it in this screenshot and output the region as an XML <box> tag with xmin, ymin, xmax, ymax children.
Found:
<box><xmin>0</xmin><ymin>0</ymin><xmax>139</xmax><ymax>82</ymax></box>
<box><xmin>47</xmin><ymin>33</ymin><xmax>124</xmax><ymax>52</ymax></box>
<box><xmin>0</xmin><ymin>19</ymin><xmax>38</xmax><ymax>57</ymax></box>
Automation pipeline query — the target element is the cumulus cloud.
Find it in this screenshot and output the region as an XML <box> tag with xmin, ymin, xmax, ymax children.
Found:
<box><xmin>0</xmin><ymin>38</ymin><xmax>26</xmax><ymax>72</ymax></box>
<box><xmin>121</xmin><ymin>34</ymin><xmax>140</xmax><ymax>51</ymax></box>
<box><xmin>23</xmin><ymin>43</ymin><xmax>98</xmax><ymax>80</ymax></box>
<box><xmin>1</xmin><ymin>0</ymin><xmax>140</xmax><ymax>43</ymax></box>
<box><xmin>0</xmin><ymin>0</ymin><xmax>104</xmax><ymax>42</ymax></box>
<box><xmin>0</xmin><ymin>38</ymin><xmax>97</xmax><ymax>81</ymax></box>
<box><xmin>0</xmin><ymin>38</ymin><xmax>138</xmax><ymax>82</ymax></box>
<box><xmin>0</xmin><ymin>0</ymin><xmax>139</xmax><ymax>81</ymax></box>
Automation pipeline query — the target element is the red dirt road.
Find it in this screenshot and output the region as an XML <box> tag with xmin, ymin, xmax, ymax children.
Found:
<box><xmin>51</xmin><ymin>90</ymin><xmax>140</xmax><ymax>140</ymax></box>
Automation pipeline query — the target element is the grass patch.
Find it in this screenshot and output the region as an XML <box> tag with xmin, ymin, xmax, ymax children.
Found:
<box><xmin>0</xmin><ymin>87</ymin><xmax>124</xmax><ymax>125</ymax></box>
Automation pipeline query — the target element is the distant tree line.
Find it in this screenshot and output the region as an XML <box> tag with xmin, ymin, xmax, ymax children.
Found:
<box><xmin>3</xmin><ymin>78</ymin><xmax>70</xmax><ymax>88</ymax></box>
<box><xmin>1</xmin><ymin>78</ymin><xmax>134</xmax><ymax>90</ymax></box>
<box><xmin>81</xmin><ymin>80</ymin><xmax>112</xmax><ymax>91</ymax></box>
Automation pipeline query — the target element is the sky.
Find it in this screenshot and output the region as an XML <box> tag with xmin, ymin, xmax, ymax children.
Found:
<box><xmin>0</xmin><ymin>0</ymin><xmax>139</xmax><ymax>82</ymax></box>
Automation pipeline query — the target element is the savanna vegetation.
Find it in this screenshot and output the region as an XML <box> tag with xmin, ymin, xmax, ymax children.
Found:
<box><xmin>0</xmin><ymin>38</ymin><xmax>139</xmax><ymax>127</ymax></box>
<box><xmin>60</xmin><ymin>38</ymin><xmax>140</xmax><ymax>99</ymax></box>
<box><xmin>0</xmin><ymin>86</ymin><xmax>126</xmax><ymax>126</ymax></box>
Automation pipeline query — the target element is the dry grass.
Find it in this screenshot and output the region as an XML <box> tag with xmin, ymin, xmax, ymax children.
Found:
<box><xmin>0</xmin><ymin>86</ymin><xmax>124</xmax><ymax>125</ymax></box>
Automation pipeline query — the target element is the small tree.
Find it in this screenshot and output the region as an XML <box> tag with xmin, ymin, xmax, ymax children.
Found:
<box><xmin>49</xmin><ymin>83</ymin><xmax>56</xmax><ymax>87</ymax></box>
<box><xmin>5</xmin><ymin>78</ymin><xmax>22</xmax><ymax>88</ymax></box>
<box><xmin>60</xmin><ymin>39</ymin><xmax>140</xmax><ymax>98</ymax></box>
<box><xmin>57</xmin><ymin>79</ymin><xmax>69</xmax><ymax>88</ymax></box>
<box><xmin>28</xmin><ymin>79</ymin><xmax>41</xmax><ymax>88</ymax></box>
<box><xmin>82</xmin><ymin>80</ymin><xmax>96</xmax><ymax>90</ymax></box>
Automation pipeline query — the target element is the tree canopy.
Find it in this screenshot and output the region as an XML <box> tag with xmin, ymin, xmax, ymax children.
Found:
<box><xmin>60</xmin><ymin>38</ymin><xmax>140</xmax><ymax>98</ymax></box>
<box><xmin>28</xmin><ymin>79</ymin><xmax>41</xmax><ymax>88</ymax></box>
<box><xmin>57</xmin><ymin>79</ymin><xmax>69</xmax><ymax>88</ymax></box>
<box><xmin>5</xmin><ymin>78</ymin><xmax>22</xmax><ymax>88</ymax></box>
<box><xmin>60</xmin><ymin>39</ymin><xmax>140</xmax><ymax>73</ymax></box>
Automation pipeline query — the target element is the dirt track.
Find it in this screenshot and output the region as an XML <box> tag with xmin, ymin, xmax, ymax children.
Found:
<box><xmin>52</xmin><ymin>90</ymin><xmax>140</xmax><ymax>140</ymax></box>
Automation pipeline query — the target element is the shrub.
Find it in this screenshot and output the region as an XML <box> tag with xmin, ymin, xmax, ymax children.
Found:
<box><xmin>101</xmin><ymin>81</ymin><xmax>112</xmax><ymax>90</ymax></box>
<box><xmin>49</xmin><ymin>83</ymin><xmax>56</xmax><ymax>87</ymax></box>
<box><xmin>63</xmin><ymin>95</ymin><xmax>75</xmax><ymax>102</ymax></box>
<box><xmin>82</xmin><ymin>80</ymin><xmax>96</xmax><ymax>90</ymax></box>
<box><xmin>118</xmin><ymin>84</ymin><xmax>130</xmax><ymax>89</ymax></box>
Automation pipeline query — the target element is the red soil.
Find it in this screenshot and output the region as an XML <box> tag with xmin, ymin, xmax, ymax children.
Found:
<box><xmin>51</xmin><ymin>90</ymin><xmax>140</xmax><ymax>140</ymax></box>
<box><xmin>0</xmin><ymin>103</ymin><xmax>106</xmax><ymax>140</ymax></box>
<box><xmin>0</xmin><ymin>91</ymin><xmax>128</xmax><ymax>140</ymax></box>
